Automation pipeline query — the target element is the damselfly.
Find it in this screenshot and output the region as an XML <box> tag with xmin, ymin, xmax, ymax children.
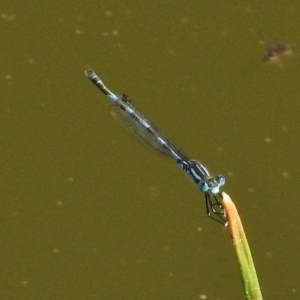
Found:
<box><xmin>85</xmin><ymin>70</ymin><xmax>226</xmax><ymax>225</ymax></box>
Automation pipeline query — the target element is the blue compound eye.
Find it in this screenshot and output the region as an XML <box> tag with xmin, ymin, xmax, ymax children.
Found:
<box><xmin>217</xmin><ymin>175</ymin><xmax>225</xmax><ymax>186</ymax></box>
<box><xmin>199</xmin><ymin>180</ymin><xmax>209</xmax><ymax>192</ymax></box>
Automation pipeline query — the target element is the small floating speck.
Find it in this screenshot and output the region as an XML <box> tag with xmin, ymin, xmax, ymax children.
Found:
<box><xmin>112</xmin><ymin>29</ymin><xmax>119</xmax><ymax>36</ymax></box>
<box><xmin>264</xmin><ymin>137</ymin><xmax>272</xmax><ymax>143</ymax></box>
<box><xmin>21</xmin><ymin>280</ymin><xmax>29</xmax><ymax>286</ymax></box>
<box><xmin>67</xmin><ymin>177</ymin><xmax>74</xmax><ymax>183</ymax></box>
<box><xmin>148</xmin><ymin>186</ymin><xmax>158</xmax><ymax>197</ymax></box>
<box><xmin>75</xmin><ymin>29</ymin><xmax>82</xmax><ymax>35</ymax></box>
<box><xmin>104</xmin><ymin>10</ymin><xmax>113</xmax><ymax>17</ymax></box>
<box><xmin>282</xmin><ymin>172</ymin><xmax>289</xmax><ymax>178</ymax></box>
<box><xmin>1</xmin><ymin>14</ymin><xmax>16</xmax><ymax>21</ymax></box>
<box><xmin>245</xmin><ymin>7</ymin><xmax>253</xmax><ymax>14</ymax></box>
<box><xmin>180</xmin><ymin>17</ymin><xmax>189</xmax><ymax>23</ymax></box>
<box><xmin>266</xmin><ymin>251</ymin><xmax>273</xmax><ymax>258</ymax></box>
<box><xmin>5</xmin><ymin>74</ymin><xmax>11</xmax><ymax>80</ymax></box>
<box><xmin>163</xmin><ymin>246</ymin><xmax>170</xmax><ymax>251</ymax></box>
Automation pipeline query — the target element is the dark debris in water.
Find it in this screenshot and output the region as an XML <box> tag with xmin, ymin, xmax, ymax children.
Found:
<box><xmin>263</xmin><ymin>42</ymin><xmax>294</xmax><ymax>64</ymax></box>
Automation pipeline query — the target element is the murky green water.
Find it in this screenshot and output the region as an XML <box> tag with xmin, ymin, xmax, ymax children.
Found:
<box><xmin>1</xmin><ymin>1</ymin><xmax>300</xmax><ymax>299</ymax></box>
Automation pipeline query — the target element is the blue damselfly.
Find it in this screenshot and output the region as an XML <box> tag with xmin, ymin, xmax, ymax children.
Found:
<box><xmin>85</xmin><ymin>70</ymin><xmax>226</xmax><ymax>225</ymax></box>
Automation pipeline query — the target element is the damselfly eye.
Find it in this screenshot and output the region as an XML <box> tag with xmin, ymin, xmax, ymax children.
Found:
<box><xmin>216</xmin><ymin>175</ymin><xmax>225</xmax><ymax>186</ymax></box>
<box><xmin>199</xmin><ymin>180</ymin><xmax>209</xmax><ymax>192</ymax></box>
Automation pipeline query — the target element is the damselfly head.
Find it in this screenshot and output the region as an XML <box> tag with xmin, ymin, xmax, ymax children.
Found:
<box><xmin>199</xmin><ymin>175</ymin><xmax>225</xmax><ymax>194</ymax></box>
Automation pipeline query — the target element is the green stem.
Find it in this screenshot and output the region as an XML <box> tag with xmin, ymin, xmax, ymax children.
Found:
<box><xmin>222</xmin><ymin>192</ymin><xmax>263</xmax><ymax>300</ymax></box>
